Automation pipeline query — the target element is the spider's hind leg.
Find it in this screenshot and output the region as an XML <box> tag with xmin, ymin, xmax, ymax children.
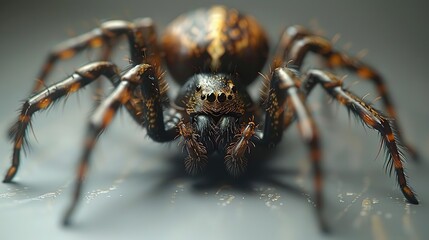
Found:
<box><xmin>30</xmin><ymin>18</ymin><xmax>161</xmax><ymax>94</ymax></box>
<box><xmin>302</xmin><ymin>69</ymin><xmax>418</xmax><ymax>204</ymax></box>
<box><xmin>273</xmin><ymin>26</ymin><xmax>418</xmax><ymax>160</ymax></box>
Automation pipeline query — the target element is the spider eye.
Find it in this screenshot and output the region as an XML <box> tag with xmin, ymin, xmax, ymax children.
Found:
<box><xmin>231</xmin><ymin>86</ymin><xmax>237</xmax><ymax>93</ymax></box>
<box><xmin>196</xmin><ymin>85</ymin><xmax>201</xmax><ymax>92</ymax></box>
<box><xmin>218</xmin><ymin>93</ymin><xmax>226</xmax><ymax>102</ymax></box>
<box><xmin>207</xmin><ymin>93</ymin><xmax>216</xmax><ymax>102</ymax></box>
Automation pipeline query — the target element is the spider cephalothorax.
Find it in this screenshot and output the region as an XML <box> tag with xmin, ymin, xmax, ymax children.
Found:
<box><xmin>3</xmin><ymin>5</ymin><xmax>418</xmax><ymax>231</ymax></box>
<box><xmin>174</xmin><ymin>73</ymin><xmax>254</xmax><ymax>174</ymax></box>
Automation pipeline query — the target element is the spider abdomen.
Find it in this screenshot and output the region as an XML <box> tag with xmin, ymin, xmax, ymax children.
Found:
<box><xmin>162</xmin><ymin>5</ymin><xmax>269</xmax><ymax>85</ymax></box>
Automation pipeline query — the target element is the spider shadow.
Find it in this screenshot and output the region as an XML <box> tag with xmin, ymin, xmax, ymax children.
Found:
<box><xmin>144</xmin><ymin>144</ymin><xmax>305</xmax><ymax>199</ymax></box>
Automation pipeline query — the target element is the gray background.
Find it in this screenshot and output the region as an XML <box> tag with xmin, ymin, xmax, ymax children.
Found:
<box><xmin>0</xmin><ymin>0</ymin><xmax>428</xmax><ymax>239</ymax></box>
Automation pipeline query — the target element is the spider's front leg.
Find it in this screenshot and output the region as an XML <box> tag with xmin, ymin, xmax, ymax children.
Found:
<box><xmin>177</xmin><ymin>121</ymin><xmax>208</xmax><ymax>174</ymax></box>
<box><xmin>3</xmin><ymin>62</ymin><xmax>120</xmax><ymax>183</ymax></box>
<box><xmin>302</xmin><ymin>69</ymin><xmax>418</xmax><ymax>204</ymax></box>
<box><xmin>63</xmin><ymin>64</ymin><xmax>176</xmax><ymax>225</ymax></box>
<box><xmin>224</xmin><ymin>121</ymin><xmax>257</xmax><ymax>175</ymax></box>
<box><xmin>261</xmin><ymin>67</ymin><xmax>327</xmax><ymax>231</ymax></box>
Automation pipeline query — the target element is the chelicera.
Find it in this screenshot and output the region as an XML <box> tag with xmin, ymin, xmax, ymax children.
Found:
<box><xmin>3</xmin><ymin>6</ymin><xmax>418</xmax><ymax>230</ymax></box>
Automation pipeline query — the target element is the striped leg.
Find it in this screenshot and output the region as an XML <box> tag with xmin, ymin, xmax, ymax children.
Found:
<box><xmin>62</xmin><ymin>76</ymin><xmax>134</xmax><ymax>226</ymax></box>
<box><xmin>289</xmin><ymin>35</ymin><xmax>397</xmax><ymax>120</ymax></box>
<box><xmin>92</xmin><ymin>39</ymin><xmax>115</xmax><ymax>104</ymax></box>
<box><xmin>263</xmin><ymin>67</ymin><xmax>327</xmax><ymax>231</ymax></box>
<box><xmin>273</xmin><ymin>26</ymin><xmax>417</xmax><ymax>159</ymax></box>
<box><xmin>3</xmin><ymin>62</ymin><xmax>120</xmax><ymax>183</ymax></box>
<box><xmin>31</xmin><ymin>18</ymin><xmax>161</xmax><ymax>93</ymax></box>
<box><xmin>302</xmin><ymin>70</ymin><xmax>418</xmax><ymax>204</ymax></box>
<box><xmin>62</xmin><ymin>64</ymin><xmax>176</xmax><ymax>225</ymax></box>
<box><xmin>271</xmin><ymin>25</ymin><xmax>311</xmax><ymax>70</ymax></box>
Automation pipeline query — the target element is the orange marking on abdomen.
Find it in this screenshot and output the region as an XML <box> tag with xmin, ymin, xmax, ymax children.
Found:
<box><xmin>207</xmin><ymin>6</ymin><xmax>227</xmax><ymax>70</ymax></box>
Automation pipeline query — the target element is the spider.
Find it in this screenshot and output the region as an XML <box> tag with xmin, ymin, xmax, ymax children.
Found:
<box><xmin>3</xmin><ymin>5</ymin><xmax>419</xmax><ymax>230</ymax></box>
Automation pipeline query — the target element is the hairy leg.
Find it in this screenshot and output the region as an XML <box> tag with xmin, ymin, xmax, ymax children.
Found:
<box><xmin>4</xmin><ymin>62</ymin><xmax>119</xmax><ymax>182</ymax></box>
<box><xmin>272</xmin><ymin>26</ymin><xmax>417</xmax><ymax>159</ymax></box>
<box><xmin>63</xmin><ymin>63</ymin><xmax>176</xmax><ymax>225</ymax></box>
<box><xmin>302</xmin><ymin>69</ymin><xmax>418</xmax><ymax>204</ymax></box>
<box><xmin>31</xmin><ymin>18</ymin><xmax>160</xmax><ymax>93</ymax></box>
<box><xmin>262</xmin><ymin>67</ymin><xmax>328</xmax><ymax>231</ymax></box>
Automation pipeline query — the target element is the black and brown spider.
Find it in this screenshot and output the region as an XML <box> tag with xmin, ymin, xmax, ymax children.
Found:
<box><xmin>3</xmin><ymin>5</ymin><xmax>418</xmax><ymax>230</ymax></box>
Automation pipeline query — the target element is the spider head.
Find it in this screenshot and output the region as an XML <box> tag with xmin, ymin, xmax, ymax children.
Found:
<box><xmin>180</xmin><ymin>73</ymin><xmax>245</xmax><ymax>121</ymax></box>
